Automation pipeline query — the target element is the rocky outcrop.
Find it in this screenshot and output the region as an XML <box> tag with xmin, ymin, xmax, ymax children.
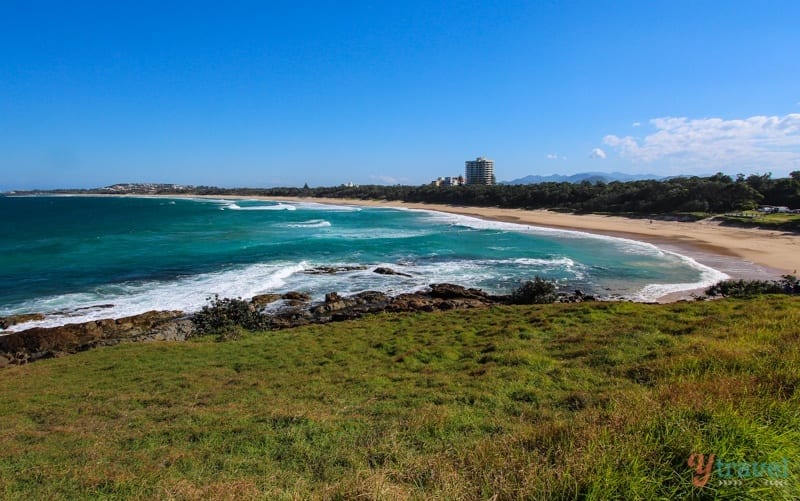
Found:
<box><xmin>250</xmin><ymin>291</ymin><xmax>315</xmax><ymax>309</ymax></box>
<box><xmin>250</xmin><ymin>293</ymin><xmax>282</xmax><ymax>308</ymax></box>
<box><xmin>303</xmin><ymin>265</ymin><xmax>368</xmax><ymax>275</ymax></box>
<box><xmin>373</xmin><ymin>267</ymin><xmax>412</xmax><ymax>278</ymax></box>
<box><xmin>388</xmin><ymin>284</ymin><xmax>495</xmax><ymax>313</ymax></box>
<box><xmin>282</xmin><ymin>291</ymin><xmax>310</xmax><ymax>301</ymax></box>
<box><xmin>555</xmin><ymin>290</ymin><xmax>595</xmax><ymax>303</ymax></box>
<box><xmin>428</xmin><ymin>283</ymin><xmax>491</xmax><ymax>300</ymax></box>
<box><xmin>1</xmin><ymin>283</ymin><xmax>596</xmax><ymax>369</ymax></box>
<box><xmin>264</xmin><ymin>283</ymin><xmax>494</xmax><ymax>329</ymax></box>
<box><xmin>0</xmin><ymin>313</ymin><xmax>45</xmax><ymax>330</ymax></box>
<box><xmin>0</xmin><ymin>310</ymin><xmax>194</xmax><ymax>366</ymax></box>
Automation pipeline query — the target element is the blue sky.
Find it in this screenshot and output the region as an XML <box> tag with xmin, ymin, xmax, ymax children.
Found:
<box><xmin>2</xmin><ymin>1</ymin><xmax>799</xmax><ymax>190</ymax></box>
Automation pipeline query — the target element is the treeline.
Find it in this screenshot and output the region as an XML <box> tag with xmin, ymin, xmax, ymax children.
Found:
<box><xmin>179</xmin><ymin>172</ymin><xmax>800</xmax><ymax>215</ymax></box>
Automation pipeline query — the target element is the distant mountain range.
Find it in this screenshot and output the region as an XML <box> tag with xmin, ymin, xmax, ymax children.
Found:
<box><xmin>502</xmin><ymin>172</ymin><xmax>662</xmax><ymax>185</ymax></box>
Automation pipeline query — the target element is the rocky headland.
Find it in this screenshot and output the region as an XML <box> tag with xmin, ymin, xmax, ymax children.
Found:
<box><xmin>0</xmin><ymin>283</ymin><xmax>593</xmax><ymax>369</ymax></box>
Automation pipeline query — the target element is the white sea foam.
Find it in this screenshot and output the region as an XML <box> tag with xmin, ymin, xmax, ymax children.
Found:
<box><xmin>630</xmin><ymin>251</ymin><xmax>729</xmax><ymax>301</ymax></box>
<box><xmin>283</xmin><ymin>219</ymin><xmax>332</xmax><ymax>228</ymax></box>
<box><xmin>2</xmin><ymin>262</ymin><xmax>308</xmax><ymax>332</ymax></box>
<box><xmin>398</xmin><ymin>207</ymin><xmax>728</xmax><ymax>297</ymax></box>
<box><xmin>313</xmin><ymin>228</ymin><xmax>433</xmax><ymax>240</ymax></box>
<box><xmin>292</xmin><ymin>201</ymin><xmax>363</xmax><ymax>212</ymax></box>
<box><xmin>223</xmin><ymin>202</ymin><xmax>297</xmax><ymax>211</ymax></box>
<box><xmin>413</xmin><ymin>209</ymin><xmax>664</xmax><ymax>251</ymax></box>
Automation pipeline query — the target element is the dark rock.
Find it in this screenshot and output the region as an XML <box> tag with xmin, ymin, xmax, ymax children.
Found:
<box><xmin>386</xmin><ymin>284</ymin><xmax>497</xmax><ymax>314</ymax></box>
<box><xmin>351</xmin><ymin>291</ymin><xmax>389</xmax><ymax>304</ymax></box>
<box><xmin>144</xmin><ymin>318</ymin><xmax>196</xmax><ymax>342</ymax></box>
<box><xmin>428</xmin><ymin>283</ymin><xmax>489</xmax><ymax>300</ymax></box>
<box><xmin>373</xmin><ymin>267</ymin><xmax>412</xmax><ymax>278</ymax></box>
<box><xmin>388</xmin><ymin>293</ymin><xmax>437</xmax><ymax>312</ymax></box>
<box><xmin>251</xmin><ymin>293</ymin><xmax>282</xmax><ymax>308</ymax></box>
<box><xmin>74</xmin><ymin>304</ymin><xmax>114</xmax><ymax>312</ymax></box>
<box><xmin>0</xmin><ymin>310</ymin><xmax>190</xmax><ymax>367</ymax></box>
<box><xmin>554</xmin><ymin>290</ymin><xmax>595</xmax><ymax>303</ymax></box>
<box><xmin>325</xmin><ymin>292</ymin><xmax>342</xmax><ymax>303</ymax></box>
<box><xmin>282</xmin><ymin>291</ymin><xmax>311</xmax><ymax>302</ymax></box>
<box><xmin>303</xmin><ymin>265</ymin><xmax>367</xmax><ymax>275</ymax></box>
<box><xmin>0</xmin><ymin>313</ymin><xmax>45</xmax><ymax>330</ymax></box>
<box><xmin>12</xmin><ymin>352</ymin><xmax>30</xmax><ymax>365</ymax></box>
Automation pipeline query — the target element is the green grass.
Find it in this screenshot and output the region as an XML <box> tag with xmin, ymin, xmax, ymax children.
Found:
<box><xmin>1</xmin><ymin>297</ymin><xmax>798</xmax><ymax>499</ymax></box>
<box><xmin>717</xmin><ymin>212</ymin><xmax>800</xmax><ymax>232</ymax></box>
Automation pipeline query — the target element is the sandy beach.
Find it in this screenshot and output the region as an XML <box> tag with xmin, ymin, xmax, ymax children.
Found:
<box><xmin>257</xmin><ymin>196</ymin><xmax>798</xmax><ymax>283</ymax></box>
<box><xmin>138</xmin><ymin>193</ymin><xmax>799</xmax><ymax>302</ymax></box>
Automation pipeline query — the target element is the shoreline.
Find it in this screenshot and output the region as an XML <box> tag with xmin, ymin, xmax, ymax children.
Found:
<box><xmin>20</xmin><ymin>193</ymin><xmax>798</xmax><ymax>276</ymax></box>
<box><xmin>3</xmin><ymin>194</ymin><xmax>796</xmax><ymax>327</ymax></box>
<box><xmin>221</xmin><ymin>195</ymin><xmax>794</xmax><ymax>301</ymax></box>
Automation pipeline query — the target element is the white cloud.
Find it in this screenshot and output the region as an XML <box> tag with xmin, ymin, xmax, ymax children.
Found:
<box><xmin>603</xmin><ymin>114</ymin><xmax>800</xmax><ymax>169</ymax></box>
<box><xmin>546</xmin><ymin>153</ymin><xmax>559</xmax><ymax>160</ymax></box>
<box><xmin>632</xmin><ymin>122</ymin><xmax>642</xmax><ymax>127</ymax></box>
<box><xmin>590</xmin><ymin>148</ymin><xmax>606</xmax><ymax>159</ymax></box>
<box><xmin>370</xmin><ymin>175</ymin><xmax>402</xmax><ymax>184</ymax></box>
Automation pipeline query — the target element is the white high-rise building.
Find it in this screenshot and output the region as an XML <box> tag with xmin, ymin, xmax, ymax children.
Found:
<box><xmin>465</xmin><ymin>157</ymin><xmax>495</xmax><ymax>185</ymax></box>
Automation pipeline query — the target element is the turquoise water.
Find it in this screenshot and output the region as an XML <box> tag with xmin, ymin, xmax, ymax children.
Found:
<box><xmin>0</xmin><ymin>195</ymin><xmax>725</xmax><ymax>330</ymax></box>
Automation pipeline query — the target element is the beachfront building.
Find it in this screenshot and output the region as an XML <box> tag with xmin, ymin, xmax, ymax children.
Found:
<box><xmin>431</xmin><ymin>175</ymin><xmax>465</xmax><ymax>187</ymax></box>
<box><xmin>465</xmin><ymin>157</ymin><xmax>495</xmax><ymax>185</ymax></box>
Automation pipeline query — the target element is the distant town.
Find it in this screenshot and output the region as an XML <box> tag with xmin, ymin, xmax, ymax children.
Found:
<box><xmin>3</xmin><ymin>160</ymin><xmax>798</xmax><ymax>220</ymax></box>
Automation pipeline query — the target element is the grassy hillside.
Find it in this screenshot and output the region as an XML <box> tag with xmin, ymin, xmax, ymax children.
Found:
<box><xmin>1</xmin><ymin>297</ymin><xmax>798</xmax><ymax>499</ymax></box>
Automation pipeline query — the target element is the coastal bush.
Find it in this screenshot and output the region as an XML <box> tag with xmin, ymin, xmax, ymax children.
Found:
<box><xmin>192</xmin><ymin>295</ymin><xmax>269</xmax><ymax>339</ymax></box>
<box><xmin>509</xmin><ymin>276</ymin><xmax>558</xmax><ymax>304</ymax></box>
<box><xmin>705</xmin><ymin>275</ymin><xmax>800</xmax><ymax>297</ymax></box>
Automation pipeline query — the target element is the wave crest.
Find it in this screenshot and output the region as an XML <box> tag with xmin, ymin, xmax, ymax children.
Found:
<box><xmin>284</xmin><ymin>219</ymin><xmax>332</xmax><ymax>228</ymax></box>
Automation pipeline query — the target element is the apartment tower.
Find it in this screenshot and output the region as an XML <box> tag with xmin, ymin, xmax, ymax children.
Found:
<box><xmin>465</xmin><ymin>157</ymin><xmax>495</xmax><ymax>185</ymax></box>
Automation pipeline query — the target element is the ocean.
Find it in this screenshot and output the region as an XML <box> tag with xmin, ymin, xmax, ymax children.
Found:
<box><xmin>0</xmin><ymin>195</ymin><xmax>727</xmax><ymax>331</ymax></box>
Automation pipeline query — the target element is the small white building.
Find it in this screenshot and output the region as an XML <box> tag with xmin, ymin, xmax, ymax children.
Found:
<box><xmin>432</xmin><ymin>176</ymin><xmax>465</xmax><ymax>187</ymax></box>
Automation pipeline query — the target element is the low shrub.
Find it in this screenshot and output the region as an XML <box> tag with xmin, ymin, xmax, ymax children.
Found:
<box><xmin>706</xmin><ymin>275</ymin><xmax>800</xmax><ymax>298</ymax></box>
<box><xmin>509</xmin><ymin>276</ymin><xmax>558</xmax><ymax>304</ymax></box>
<box><xmin>192</xmin><ymin>295</ymin><xmax>269</xmax><ymax>339</ymax></box>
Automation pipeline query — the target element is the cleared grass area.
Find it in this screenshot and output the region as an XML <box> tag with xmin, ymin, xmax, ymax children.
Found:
<box><xmin>1</xmin><ymin>297</ymin><xmax>798</xmax><ymax>499</ymax></box>
<box><xmin>717</xmin><ymin>211</ymin><xmax>800</xmax><ymax>231</ymax></box>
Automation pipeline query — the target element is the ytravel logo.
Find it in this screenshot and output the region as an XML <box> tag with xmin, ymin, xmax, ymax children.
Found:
<box><xmin>688</xmin><ymin>453</ymin><xmax>791</xmax><ymax>488</ymax></box>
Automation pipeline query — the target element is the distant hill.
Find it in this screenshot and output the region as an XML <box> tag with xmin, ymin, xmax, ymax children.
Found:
<box><xmin>502</xmin><ymin>172</ymin><xmax>662</xmax><ymax>185</ymax></box>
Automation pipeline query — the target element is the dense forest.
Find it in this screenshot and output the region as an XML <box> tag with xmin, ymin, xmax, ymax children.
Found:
<box><xmin>16</xmin><ymin>172</ymin><xmax>799</xmax><ymax>216</ymax></box>
<box><xmin>183</xmin><ymin>172</ymin><xmax>800</xmax><ymax>215</ymax></box>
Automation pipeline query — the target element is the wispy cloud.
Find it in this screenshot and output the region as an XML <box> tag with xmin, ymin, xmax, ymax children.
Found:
<box><xmin>590</xmin><ymin>148</ymin><xmax>606</xmax><ymax>159</ymax></box>
<box><xmin>632</xmin><ymin>122</ymin><xmax>641</xmax><ymax>127</ymax></box>
<box><xmin>370</xmin><ymin>175</ymin><xmax>403</xmax><ymax>184</ymax></box>
<box><xmin>603</xmin><ymin>114</ymin><xmax>800</xmax><ymax>169</ymax></box>
<box><xmin>546</xmin><ymin>153</ymin><xmax>566</xmax><ymax>160</ymax></box>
